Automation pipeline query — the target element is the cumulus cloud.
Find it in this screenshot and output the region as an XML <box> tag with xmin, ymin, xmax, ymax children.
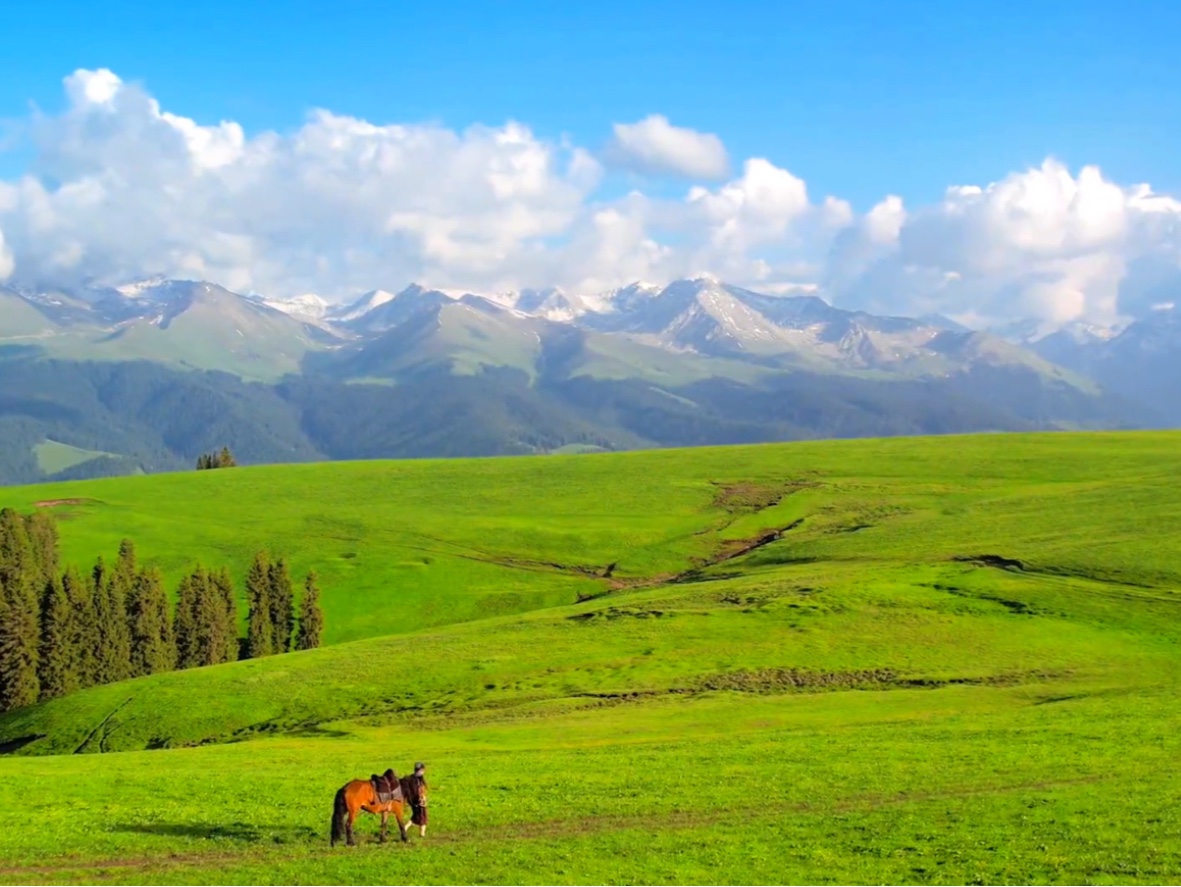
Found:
<box><xmin>2</xmin><ymin>69</ymin><xmax>603</xmax><ymax>297</ymax></box>
<box><xmin>829</xmin><ymin>160</ymin><xmax>1181</xmax><ymax>330</ymax></box>
<box><xmin>605</xmin><ymin>114</ymin><xmax>729</xmax><ymax>180</ymax></box>
<box><xmin>2</xmin><ymin>70</ymin><xmax>1181</xmax><ymax>332</ymax></box>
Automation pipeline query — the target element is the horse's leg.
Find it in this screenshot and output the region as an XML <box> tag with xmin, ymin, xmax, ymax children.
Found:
<box><xmin>379</xmin><ymin>810</ymin><xmax>389</xmax><ymax>843</ymax></box>
<box><xmin>346</xmin><ymin>804</ymin><xmax>358</xmax><ymax>847</ymax></box>
<box><xmin>393</xmin><ymin>803</ymin><xmax>409</xmax><ymax>842</ymax></box>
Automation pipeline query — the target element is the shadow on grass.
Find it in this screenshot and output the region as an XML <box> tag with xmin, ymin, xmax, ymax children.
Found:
<box><xmin>112</xmin><ymin>822</ymin><xmax>319</xmax><ymax>844</ymax></box>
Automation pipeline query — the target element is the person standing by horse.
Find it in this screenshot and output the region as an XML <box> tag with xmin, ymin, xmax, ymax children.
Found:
<box><xmin>407</xmin><ymin>762</ymin><xmax>429</xmax><ymax>837</ymax></box>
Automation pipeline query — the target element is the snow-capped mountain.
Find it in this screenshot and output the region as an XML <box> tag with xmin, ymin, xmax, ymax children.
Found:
<box><xmin>264</xmin><ymin>293</ymin><xmax>332</xmax><ymax>321</ymax></box>
<box><xmin>584</xmin><ymin>277</ymin><xmax>801</xmax><ymax>355</ymax></box>
<box><xmin>330</xmin><ymin>289</ymin><xmax>400</xmax><ymax>323</ymax></box>
<box><xmin>511</xmin><ymin>287</ymin><xmax>613</xmax><ymax>322</ymax></box>
<box><xmin>3</xmin><ymin>272</ymin><xmax>1171</xmax><ymax>487</ymax></box>
<box><xmin>7</xmin><ymin>273</ymin><xmax>1177</xmax><ymax>421</ymax></box>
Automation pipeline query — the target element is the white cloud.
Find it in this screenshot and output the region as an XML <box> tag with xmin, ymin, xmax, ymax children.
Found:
<box><xmin>831</xmin><ymin>160</ymin><xmax>1181</xmax><ymax>329</ymax></box>
<box><xmin>605</xmin><ymin>114</ymin><xmax>729</xmax><ymax>180</ymax></box>
<box><xmin>2</xmin><ymin>69</ymin><xmax>602</xmax><ymax>298</ymax></box>
<box><xmin>2</xmin><ymin>70</ymin><xmax>1181</xmax><ymax>332</ymax></box>
<box><xmin>0</xmin><ymin>228</ymin><xmax>12</xmax><ymax>280</ymax></box>
<box><xmin>65</xmin><ymin>68</ymin><xmax>122</xmax><ymax>107</ymax></box>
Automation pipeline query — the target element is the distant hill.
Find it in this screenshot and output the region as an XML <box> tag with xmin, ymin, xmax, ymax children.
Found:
<box><xmin>0</xmin><ymin>274</ymin><xmax>1166</xmax><ymax>485</ymax></box>
<box><xmin>1029</xmin><ymin>307</ymin><xmax>1181</xmax><ymax>424</ymax></box>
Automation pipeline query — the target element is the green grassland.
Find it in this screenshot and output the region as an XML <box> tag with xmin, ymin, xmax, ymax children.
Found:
<box><xmin>32</xmin><ymin>440</ymin><xmax>116</xmax><ymax>475</ymax></box>
<box><xmin>1</xmin><ymin>431</ymin><xmax>1180</xmax><ymax>884</ymax></box>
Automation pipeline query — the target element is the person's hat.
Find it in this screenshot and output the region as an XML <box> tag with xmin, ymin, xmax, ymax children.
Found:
<box><xmin>414</xmin><ymin>761</ymin><xmax>425</xmax><ymax>772</ymax></box>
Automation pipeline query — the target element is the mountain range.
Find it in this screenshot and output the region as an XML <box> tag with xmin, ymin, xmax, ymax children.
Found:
<box><xmin>0</xmin><ymin>274</ymin><xmax>1174</xmax><ymax>485</ymax></box>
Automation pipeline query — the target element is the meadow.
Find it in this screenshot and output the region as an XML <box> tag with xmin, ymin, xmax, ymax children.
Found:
<box><xmin>0</xmin><ymin>431</ymin><xmax>1179</xmax><ymax>884</ymax></box>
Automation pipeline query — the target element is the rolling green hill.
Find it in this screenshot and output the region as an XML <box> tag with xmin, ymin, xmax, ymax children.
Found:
<box><xmin>0</xmin><ymin>290</ymin><xmax>59</xmax><ymax>340</ymax></box>
<box><xmin>32</xmin><ymin>440</ymin><xmax>116</xmax><ymax>475</ymax></box>
<box><xmin>41</xmin><ymin>284</ymin><xmax>329</xmax><ymax>382</ymax></box>
<box><xmin>0</xmin><ymin>432</ymin><xmax>1179</xmax><ymax>883</ymax></box>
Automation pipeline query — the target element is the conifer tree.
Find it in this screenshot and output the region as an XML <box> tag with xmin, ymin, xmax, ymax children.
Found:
<box><xmin>24</xmin><ymin>511</ymin><xmax>59</xmax><ymax>590</ymax></box>
<box><xmin>91</xmin><ymin>556</ymin><xmax>106</xmax><ymax>602</ymax></box>
<box><xmin>94</xmin><ymin>556</ymin><xmax>132</xmax><ymax>685</ymax></box>
<box><xmin>174</xmin><ymin>573</ymin><xmax>199</xmax><ymax>669</ymax></box>
<box><xmin>177</xmin><ymin>566</ymin><xmax>233</xmax><ymax>669</ymax></box>
<box><xmin>129</xmin><ymin>567</ymin><xmax>175</xmax><ymax>676</ymax></box>
<box><xmin>37</xmin><ymin>576</ymin><xmax>76</xmax><ymax>700</ymax></box>
<box><xmin>196</xmin><ymin>448</ymin><xmax>237</xmax><ymax>470</ymax></box>
<box><xmin>245</xmin><ymin>552</ymin><xmax>274</xmax><ymax>658</ymax></box>
<box><xmin>268</xmin><ymin>558</ymin><xmax>295</xmax><ymax>654</ymax></box>
<box><xmin>211</xmin><ymin>567</ymin><xmax>239</xmax><ymax>663</ymax></box>
<box><xmin>114</xmin><ymin>539</ymin><xmax>137</xmax><ymax>595</ymax></box>
<box><xmin>0</xmin><ymin>508</ymin><xmax>34</xmax><ymax>577</ymax></box>
<box><xmin>63</xmin><ymin>566</ymin><xmax>98</xmax><ymax>689</ymax></box>
<box><xmin>0</xmin><ymin>509</ymin><xmax>41</xmax><ymax>710</ymax></box>
<box><xmin>195</xmin><ymin>567</ymin><xmax>228</xmax><ymax>666</ymax></box>
<box><xmin>296</xmin><ymin>571</ymin><xmax>324</xmax><ymax>651</ymax></box>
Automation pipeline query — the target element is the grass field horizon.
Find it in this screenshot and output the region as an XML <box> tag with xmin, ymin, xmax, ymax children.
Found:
<box><xmin>1</xmin><ymin>431</ymin><xmax>1180</xmax><ymax>884</ymax></box>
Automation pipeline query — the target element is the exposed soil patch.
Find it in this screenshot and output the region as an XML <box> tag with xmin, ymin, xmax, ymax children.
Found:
<box><xmin>612</xmin><ymin>518</ymin><xmax>807</xmax><ymax>593</ymax></box>
<box><xmin>711</xmin><ymin>480</ymin><xmax>814</xmax><ymax>513</ymax></box>
<box><xmin>33</xmin><ymin>497</ymin><xmax>100</xmax><ymax>508</ymax></box>
<box><xmin>569</xmin><ymin>666</ymin><xmax>1066</xmax><ymax>704</ymax></box>
<box><xmin>692</xmin><ymin>666</ymin><xmax>1062</xmax><ymax>694</ymax></box>
<box><xmin>954</xmin><ymin>554</ymin><xmax>1027</xmax><ymax>571</ymax></box>
<box><xmin>567</xmin><ymin>607</ymin><xmax>679</xmax><ymax>623</ymax></box>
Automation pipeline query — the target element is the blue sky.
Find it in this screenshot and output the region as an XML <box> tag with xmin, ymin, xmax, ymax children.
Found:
<box><xmin>5</xmin><ymin>0</ymin><xmax>1180</xmax><ymax>208</ymax></box>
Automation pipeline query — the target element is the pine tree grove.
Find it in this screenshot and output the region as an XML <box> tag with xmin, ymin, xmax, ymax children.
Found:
<box><xmin>0</xmin><ymin>509</ymin><xmax>323</xmax><ymax>710</ymax></box>
<box><xmin>0</xmin><ymin>509</ymin><xmax>41</xmax><ymax>710</ymax></box>
<box><xmin>196</xmin><ymin>448</ymin><xmax>238</xmax><ymax>470</ymax></box>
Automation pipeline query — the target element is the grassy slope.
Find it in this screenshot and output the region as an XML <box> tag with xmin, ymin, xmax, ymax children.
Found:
<box><xmin>32</xmin><ymin>293</ymin><xmax>325</xmax><ymax>382</ymax></box>
<box><xmin>5</xmin><ymin>432</ymin><xmax>1178</xmax><ymax>642</ymax></box>
<box><xmin>1</xmin><ymin>431</ymin><xmax>1180</xmax><ymax>883</ymax></box>
<box><xmin>0</xmin><ymin>292</ymin><xmax>58</xmax><ymax>340</ymax></box>
<box><xmin>32</xmin><ymin>440</ymin><xmax>115</xmax><ymax>475</ymax></box>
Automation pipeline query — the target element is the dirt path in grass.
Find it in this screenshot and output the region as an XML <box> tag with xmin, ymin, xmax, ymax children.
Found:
<box><xmin>0</xmin><ymin>773</ymin><xmax>1109</xmax><ymax>882</ymax></box>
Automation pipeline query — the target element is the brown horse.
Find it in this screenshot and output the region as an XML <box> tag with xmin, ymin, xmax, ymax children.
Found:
<box><xmin>330</xmin><ymin>769</ymin><xmax>429</xmax><ymax>846</ymax></box>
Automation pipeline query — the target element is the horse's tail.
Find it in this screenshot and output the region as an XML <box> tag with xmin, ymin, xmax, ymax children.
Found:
<box><xmin>330</xmin><ymin>786</ymin><xmax>348</xmax><ymax>846</ymax></box>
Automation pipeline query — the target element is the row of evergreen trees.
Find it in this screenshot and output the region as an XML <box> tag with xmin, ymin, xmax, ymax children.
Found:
<box><xmin>244</xmin><ymin>552</ymin><xmax>324</xmax><ymax>658</ymax></box>
<box><xmin>196</xmin><ymin>447</ymin><xmax>238</xmax><ymax>470</ymax></box>
<box><xmin>0</xmin><ymin>508</ymin><xmax>324</xmax><ymax>713</ymax></box>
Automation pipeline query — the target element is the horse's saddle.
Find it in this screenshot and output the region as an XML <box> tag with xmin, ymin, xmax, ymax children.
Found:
<box><xmin>370</xmin><ymin>769</ymin><xmax>404</xmax><ymax>804</ymax></box>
